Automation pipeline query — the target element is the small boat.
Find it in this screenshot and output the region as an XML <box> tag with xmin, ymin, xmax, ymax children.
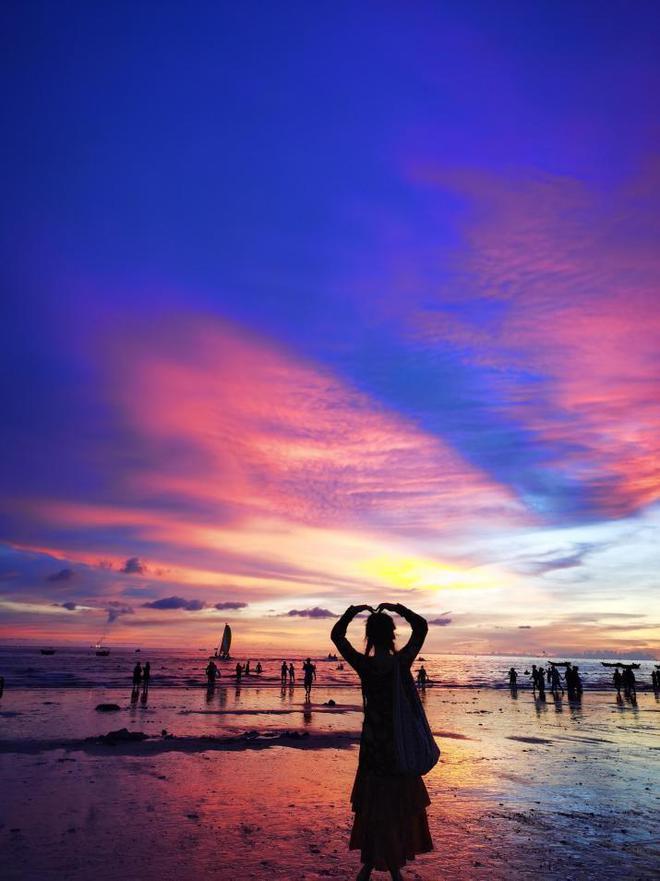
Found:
<box><xmin>213</xmin><ymin>624</ymin><xmax>232</xmax><ymax>660</ymax></box>
<box><xmin>40</xmin><ymin>648</ymin><xmax>56</xmax><ymax>655</ymax></box>
<box><xmin>549</xmin><ymin>661</ymin><xmax>571</xmax><ymax>667</ymax></box>
<box><xmin>601</xmin><ymin>661</ymin><xmax>640</xmax><ymax>669</ymax></box>
<box><xmin>96</xmin><ymin>649</ymin><xmax>110</xmax><ymax>656</ymax></box>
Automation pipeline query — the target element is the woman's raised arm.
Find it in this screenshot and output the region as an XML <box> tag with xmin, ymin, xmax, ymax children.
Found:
<box><xmin>331</xmin><ymin>604</ymin><xmax>371</xmax><ymax>671</ymax></box>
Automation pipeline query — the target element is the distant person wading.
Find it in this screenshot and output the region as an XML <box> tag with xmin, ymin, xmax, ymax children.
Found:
<box><xmin>331</xmin><ymin>602</ymin><xmax>435</xmax><ymax>881</ymax></box>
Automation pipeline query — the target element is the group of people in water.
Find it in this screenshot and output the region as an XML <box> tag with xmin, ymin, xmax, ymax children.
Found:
<box><xmin>506</xmin><ymin>661</ymin><xmax>656</xmax><ymax>704</ymax></box>
<box><xmin>205</xmin><ymin>657</ymin><xmax>263</xmax><ymax>685</ymax></box>
<box><xmin>281</xmin><ymin>658</ymin><xmax>317</xmax><ymax>698</ymax></box>
<box><xmin>203</xmin><ymin>657</ymin><xmax>318</xmax><ymax>698</ymax></box>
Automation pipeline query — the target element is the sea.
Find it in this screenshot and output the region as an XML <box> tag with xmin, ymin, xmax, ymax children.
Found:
<box><xmin>0</xmin><ymin>645</ymin><xmax>655</xmax><ymax>690</ymax></box>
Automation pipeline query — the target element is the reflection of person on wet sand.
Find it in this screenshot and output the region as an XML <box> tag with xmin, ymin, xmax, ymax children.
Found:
<box><xmin>331</xmin><ymin>602</ymin><xmax>433</xmax><ymax>881</ymax></box>
<box><xmin>131</xmin><ymin>662</ymin><xmax>142</xmax><ymax>703</ymax></box>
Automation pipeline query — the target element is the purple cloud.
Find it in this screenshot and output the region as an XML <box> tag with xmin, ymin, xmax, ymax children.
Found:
<box><xmin>47</xmin><ymin>568</ymin><xmax>75</xmax><ymax>582</ymax></box>
<box><xmin>429</xmin><ymin>617</ymin><xmax>452</xmax><ymax>627</ymax></box>
<box><xmin>142</xmin><ymin>596</ymin><xmax>205</xmax><ymax>611</ymax></box>
<box><xmin>214</xmin><ymin>601</ymin><xmax>248</xmax><ymax>610</ymax></box>
<box><xmin>286</xmin><ymin>607</ymin><xmax>338</xmax><ymax>619</ymax></box>
<box><xmin>121</xmin><ymin>557</ymin><xmax>145</xmax><ymax>575</ymax></box>
<box><xmin>106</xmin><ymin>602</ymin><xmax>135</xmax><ymax>623</ymax></box>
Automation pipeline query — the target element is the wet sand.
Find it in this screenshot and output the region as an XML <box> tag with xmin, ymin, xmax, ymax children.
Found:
<box><xmin>1</xmin><ymin>686</ymin><xmax>658</xmax><ymax>880</ymax></box>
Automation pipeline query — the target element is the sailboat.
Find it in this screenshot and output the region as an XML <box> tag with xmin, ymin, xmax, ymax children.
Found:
<box><xmin>214</xmin><ymin>624</ymin><xmax>232</xmax><ymax>660</ymax></box>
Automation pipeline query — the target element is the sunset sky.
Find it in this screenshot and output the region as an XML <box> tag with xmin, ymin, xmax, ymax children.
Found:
<box><xmin>1</xmin><ymin>3</ymin><xmax>659</xmax><ymax>656</ymax></box>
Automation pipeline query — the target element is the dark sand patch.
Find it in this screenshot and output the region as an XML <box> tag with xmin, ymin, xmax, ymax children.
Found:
<box><xmin>432</xmin><ymin>730</ymin><xmax>472</xmax><ymax>740</ymax></box>
<box><xmin>507</xmin><ymin>735</ymin><xmax>553</xmax><ymax>745</ymax></box>
<box><xmin>179</xmin><ymin>706</ymin><xmax>359</xmax><ymax>716</ymax></box>
<box><xmin>0</xmin><ymin>730</ymin><xmax>360</xmax><ymax>756</ymax></box>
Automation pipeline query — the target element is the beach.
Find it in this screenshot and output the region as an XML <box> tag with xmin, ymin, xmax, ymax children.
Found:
<box><xmin>1</xmin><ymin>659</ymin><xmax>658</xmax><ymax>881</ymax></box>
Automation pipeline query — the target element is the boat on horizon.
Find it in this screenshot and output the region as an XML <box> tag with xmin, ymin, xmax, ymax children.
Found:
<box><xmin>40</xmin><ymin>648</ymin><xmax>56</xmax><ymax>655</ymax></box>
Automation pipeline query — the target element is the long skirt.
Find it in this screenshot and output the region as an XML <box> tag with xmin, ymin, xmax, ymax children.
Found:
<box><xmin>350</xmin><ymin>767</ymin><xmax>433</xmax><ymax>870</ymax></box>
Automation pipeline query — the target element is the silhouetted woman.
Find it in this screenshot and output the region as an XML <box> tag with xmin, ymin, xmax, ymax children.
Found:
<box><xmin>331</xmin><ymin>602</ymin><xmax>433</xmax><ymax>881</ymax></box>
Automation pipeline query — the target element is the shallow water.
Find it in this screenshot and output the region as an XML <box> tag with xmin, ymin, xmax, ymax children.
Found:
<box><xmin>1</xmin><ymin>683</ymin><xmax>658</xmax><ymax>880</ymax></box>
<box><xmin>1</xmin><ymin>645</ymin><xmax>656</xmax><ymax>690</ymax></box>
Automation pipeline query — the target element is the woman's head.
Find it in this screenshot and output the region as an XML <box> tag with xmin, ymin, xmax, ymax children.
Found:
<box><xmin>365</xmin><ymin>611</ymin><xmax>396</xmax><ymax>655</ymax></box>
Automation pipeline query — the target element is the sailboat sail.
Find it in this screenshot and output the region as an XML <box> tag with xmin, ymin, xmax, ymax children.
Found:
<box><xmin>218</xmin><ymin>624</ymin><xmax>231</xmax><ymax>658</ymax></box>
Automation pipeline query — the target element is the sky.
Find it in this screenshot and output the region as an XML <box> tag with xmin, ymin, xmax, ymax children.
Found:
<box><xmin>1</xmin><ymin>2</ymin><xmax>659</xmax><ymax>656</ymax></box>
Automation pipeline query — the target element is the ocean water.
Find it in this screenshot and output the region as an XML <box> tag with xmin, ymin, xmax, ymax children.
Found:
<box><xmin>0</xmin><ymin>645</ymin><xmax>655</xmax><ymax>690</ymax></box>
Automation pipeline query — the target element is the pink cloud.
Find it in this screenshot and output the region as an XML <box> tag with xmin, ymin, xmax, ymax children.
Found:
<box><xmin>104</xmin><ymin>314</ymin><xmax>526</xmax><ymax>535</ymax></box>
<box><xmin>405</xmin><ymin>162</ymin><xmax>660</xmax><ymax>517</ymax></box>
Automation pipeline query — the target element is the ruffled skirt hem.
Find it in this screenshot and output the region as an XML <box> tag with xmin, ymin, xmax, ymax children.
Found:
<box><xmin>349</xmin><ymin>769</ymin><xmax>433</xmax><ymax>870</ymax></box>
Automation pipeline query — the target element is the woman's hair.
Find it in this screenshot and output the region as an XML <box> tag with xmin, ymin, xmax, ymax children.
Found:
<box><xmin>365</xmin><ymin>611</ymin><xmax>396</xmax><ymax>656</ymax></box>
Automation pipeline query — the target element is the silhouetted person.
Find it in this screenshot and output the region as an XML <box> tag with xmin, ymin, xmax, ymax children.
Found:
<box><xmin>288</xmin><ymin>662</ymin><xmax>295</xmax><ymax>684</ymax></box>
<box><xmin>255</xmin><ymin>661</ymin><xmax>262</xmax><ymax>675</ymax></box>
<box><xmin>331</xmin><ymin>602</ymin><xmax>433</xmax><ymax>881</ymax></box>
<box><xmin>623</xmin><ymin>667</ymin><xmax>636</xmax><ymax>700</ymax></box>
<box><xmin>530</xmin><ymin>665</ymin><xmax>545</xmax><ymax>699</ymax></box>
<box><xmin>550</xmin><ymin>666</ymin><xmax>563</xmax><ymax>696</ymax></box>
<box><xmin>508</xmin><ymin>667</ymin><xmax>518</xmax><ymax>689</ymax></box>
<box><xmin>132</xmin><ymin>662</ymin><xmax>142</xmax><ymax>687</ymax></box>
<box><xmin>652</xmin><ymin>670</ymin><xmax>659</xmax><ymax>692</ymax></box>
<box><xmin>142</xmin><ymin>661</ymin><xmax>151</xmax><ymax>688</ymax></box>
<box><xmin>565</xmin><ymin>663</ymin><xmax>575</xmax><ymax>697</ymax></box>
<box><xmin>613</xmin><ymin>669</ymin><xmax>623</xmax><ymax>696</ymax></box>
<box><xmin>302</xmin><ymin>658</ymin><xmax>316</xmax><ymax>699</ymax></box>
<box><xmin>245</xmin><ymin>659</ymin><xmax>251</xmax><ymax>676</ymax></box>
<box><xmin>530</xmin><ymin>665</ymin><xmax>539</xmax><ymax>694</ymax></box>
<box><xmin>235</xmin><ymin>662</ymin><xmax>242</xmax><ymax>681</ymax></box>
<box><xmin>0</xmin><ymin>675</ymin><xmax>4</xmax><ymax>698</ymax></box>
<box><xmin>281</xmin><ymin>661</ymin><xmax>288</xmax><ymax>684</ymax></box>
<box><xmin>573</xmin><ymin>666</ymin><xmax>583</xmax><ymax>696</ymax></box>
<box><xmin>206</xmin><ymin>660</ymin><xmax>219</xmax><ymax>686</ymax></box>
<box><xmin>417</xmin><ymin>665</ymin><xmax>428</xmax><ymax>687</ymax></box>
